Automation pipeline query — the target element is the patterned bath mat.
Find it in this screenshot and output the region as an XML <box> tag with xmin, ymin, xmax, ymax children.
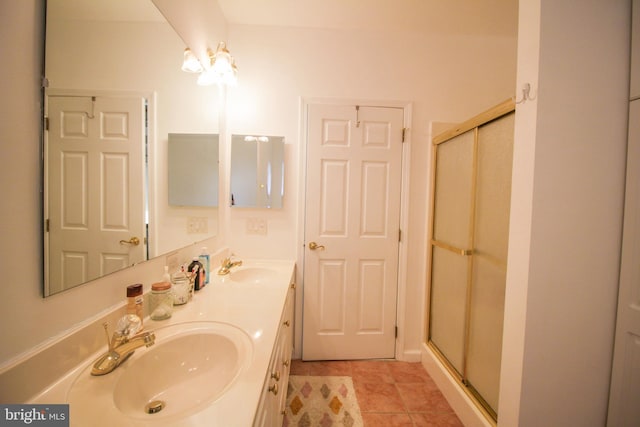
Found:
<box><xmin>283</xmin><ymin>375</ymin><xmax>364</xmax><ymax>427</ymax></box>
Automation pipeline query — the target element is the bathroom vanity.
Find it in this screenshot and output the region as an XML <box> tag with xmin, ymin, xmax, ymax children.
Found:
<box><xmin>30</xmin><ymin>259</ymin><xmax>296</xmax><ymax>426</ymax></box>
<box><xmin>254</xmin><ymin>278</ymin><xmax>295</xmax><ymax>426</ymax></box>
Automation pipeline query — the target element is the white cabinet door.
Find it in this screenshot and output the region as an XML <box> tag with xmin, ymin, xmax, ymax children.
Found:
<box><xmin>254</xmin><ymin>285</ymin><xmax>295</xmax><ymax>426</ymax></box>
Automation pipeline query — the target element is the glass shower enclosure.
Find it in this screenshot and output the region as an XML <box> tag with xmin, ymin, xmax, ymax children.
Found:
<box><xmin>427</xmin><ymin>100</ymin><xmax>515</xmax><ymax>421</ymax></box>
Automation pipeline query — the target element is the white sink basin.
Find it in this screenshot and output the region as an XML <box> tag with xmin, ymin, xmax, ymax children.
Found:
<box><xmin>67</xmin><ymin>321</ymin><xmax>252</xmax><ymax>425</ymax></box>
<box><xmin>229</xmin><ymin>267</ymin><xmax>279</xmax><ymax>283</ymax></box>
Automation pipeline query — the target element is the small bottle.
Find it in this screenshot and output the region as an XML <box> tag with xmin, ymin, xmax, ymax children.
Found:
<box><xmin>149</xmin><ymin>281</ymin><xmax>173</xmax><ymax>320</ymax></box>
<box><xmin>126</xmin><ymin>284</ymin><xmax>144</xmax><ymax>327</ymax></box>
<box><xmin>188</xmin><ymin>257</ymin><xmax>205</xmax><ymax>291</ymax></box>
<box><xmin>199</xmin><ymin>247</ymin><xmax>210</xmax><ymax>285</ymax></box>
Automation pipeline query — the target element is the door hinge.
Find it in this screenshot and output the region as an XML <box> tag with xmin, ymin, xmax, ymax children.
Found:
<box><xmin>398</xmin><ymin>229</ymin><xmax>402</xmax><ymax>242</ymax></box>
<box><xmin>44</xmin><ymin>117</ymin><xmax>49</xmax><ymax>131</ymax></box>
<box><xmin>395</xmin><ymin>326</ymin><xmax>398</xmax><ymax>338</ymax></box>
<box><xmin>402</xmin><ymin>127</ymin><xmax>407</xmax><ymax>142</ymax></box>
<box><xmin>45</xmin><ymin>218</ymin><xmax>49</xmax><ymax>232</ymax></box>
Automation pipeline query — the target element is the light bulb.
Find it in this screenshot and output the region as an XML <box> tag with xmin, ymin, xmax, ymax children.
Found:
<box><xmin>181</xmin><ymin>48</ymin><xmax>203</xmax><ymax>73</ymax></box>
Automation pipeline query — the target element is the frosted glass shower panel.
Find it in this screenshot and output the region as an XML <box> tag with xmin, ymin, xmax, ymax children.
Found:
<box><xmin>473</xmin><ymin>113</ymin><xmax>515</xmax><ymax>261</ymax></box>
<box><xmin>465</xmin><ymin>112</ymin><xmax>514</xmax><ymax>414</ymax></box>
<box><xmin>433</xmin><ymin>130</ymin><xmax>475</xmax><ymax>249</ymax></box>
<box><xmin>467</xmin><ymin>256</ymin><xmax>507</xmax><ymax>413</ymax></box>
<box><xmin>429</xmin><ymin>246</ymin><xmax>469</xmax><ymax>374</ymax></box>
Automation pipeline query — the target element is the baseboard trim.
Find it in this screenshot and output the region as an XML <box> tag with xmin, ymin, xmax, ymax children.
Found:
<box><xmin>399</xmin><ymin>348</ymin><xmax>422</xmax><ymax>362</ymax></box>
<box><xmin>420</xmin><ymin>344</ymin><xmax>494</xmax><ymax>427</ymax></box>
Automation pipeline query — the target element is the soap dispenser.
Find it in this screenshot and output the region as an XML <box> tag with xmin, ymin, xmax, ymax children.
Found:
<box><xmin>199</xmin><ymin>247</ymin><xmax>210</xmax><ymax>285</ymax></box>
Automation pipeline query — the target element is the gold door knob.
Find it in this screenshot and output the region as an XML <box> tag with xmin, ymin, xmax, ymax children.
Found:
<box><xmin>308</xmin><ymin>241</ymin><xmax>325</xmax><ymax>250</ymax></box>
<box><xmin>119</xmin><ymin>237</ymin><xmax>140</xmax><ymax>246</ymax></box>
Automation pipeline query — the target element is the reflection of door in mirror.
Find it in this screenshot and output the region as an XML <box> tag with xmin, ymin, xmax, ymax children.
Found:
<box><xmin>45</xmin><ymin>95</ymin><xmax>146</xmax><ymax>295</ymax></box>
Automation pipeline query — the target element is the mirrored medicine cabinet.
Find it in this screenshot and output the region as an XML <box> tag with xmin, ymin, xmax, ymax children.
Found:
<box><xmin>230</xmin><ymin>135</ymin><xmax>285</xmax><ymax>209</ymax></box>
<box><xmin>168</xmin><ymin>133</ymin><xmax>219</xmax><ymax>207</ymax></box>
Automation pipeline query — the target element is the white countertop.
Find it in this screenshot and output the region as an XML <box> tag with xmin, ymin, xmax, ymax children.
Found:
<box><xmin>31</xmin><ymin>259</ymin><xmax>295</xmax><ymax>427</ymax></box>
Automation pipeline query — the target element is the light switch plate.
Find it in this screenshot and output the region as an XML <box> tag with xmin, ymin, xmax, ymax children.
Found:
<box><xmin>187</xmin><ymin>216</ymin><xmax>208</xmax><ymax>234</ymax></box>
<box><xmin>246</xmin><ymin>217</ymin><xmax>268</xmax><ymax>235</ymax></box>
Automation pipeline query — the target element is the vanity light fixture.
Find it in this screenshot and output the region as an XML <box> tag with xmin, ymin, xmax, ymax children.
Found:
<box><xmin>196</xmin><ymin>42</ymin><xmax>238</xmax><ymax>86</ymax></box>
<box><xmin>243</xmin><ymin>136</ymin><xmax>270</xmax><ymax>142</ymax></box>
<box><xmin>181</xmin><ymin>48</ymin><xmax>203</xmax><ymax>73</ymax></box>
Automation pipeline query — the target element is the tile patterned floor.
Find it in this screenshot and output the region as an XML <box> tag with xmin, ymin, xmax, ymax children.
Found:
<box><xmin>290</xmin><ymin>360</ymin><xmax>463</xmax><ymax>427</ymax></box>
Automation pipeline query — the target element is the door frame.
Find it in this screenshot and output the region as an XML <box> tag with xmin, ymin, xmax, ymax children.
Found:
<box><xmin>295</xmin><ymin>97</ymin><xmax>413</xmax><ymax>361</ymax></box>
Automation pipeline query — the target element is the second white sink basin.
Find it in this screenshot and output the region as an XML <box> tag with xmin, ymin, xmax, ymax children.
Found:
<box><xmin>67</xmin><ymin>321</ymin><xmax>253</xmax><ymax>425</ymax></box>
<box><xmin>229</xmin><ymin>267</ymin><xmax>279</xmax><ymax>283</ymax></box>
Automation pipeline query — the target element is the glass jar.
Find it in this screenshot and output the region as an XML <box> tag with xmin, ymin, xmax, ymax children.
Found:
<box><xmin>171</xmin><ymin>270</ymin><xmax>191</xmax><ymax>305</ymax></box>
<box><xmin>149</xmin><ymin>282</ymin><xmax>173</xmax><ymax>320</ymax></box>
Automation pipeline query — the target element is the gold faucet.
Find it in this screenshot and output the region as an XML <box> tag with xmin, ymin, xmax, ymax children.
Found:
<box><xmin>90</xmin><ymin>315</ymin><xmax>155</xmax><ymax>376</ymax></box>
<box><xmin>217</xmin><ymin>255</ymin><xmax>243</xmax><ymax>275</ymax></box>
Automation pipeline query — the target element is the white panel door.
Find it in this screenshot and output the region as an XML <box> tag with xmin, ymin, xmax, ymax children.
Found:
<box><xmin>46</xmin><ymin>95</ymin><xmax>145</xmax><ymax>293</ymax></box>
<box><xmin>607</xmin><ymin>99</ymin><xmax>640</xmax><ymax>426</ymax></box>
<box><xmin>302</xmin><ymin>103</ymin><xmax>404</xmax><ymax>360</ymax></box>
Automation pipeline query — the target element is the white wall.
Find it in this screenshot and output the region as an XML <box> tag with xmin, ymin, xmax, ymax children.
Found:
<box><xmin>224</xmin><ymin>24</ymin><xmax>517</xmax><ymax>356</ymax></box>
<box><xmin>500</xmin><ymin>0</ymin><xmax>630</xmax><ymax>425</ymax></box>
<box><xmin>0</xmin><ymin>0</ymin><xmax>47</xmax><ymax>366</ymax></box>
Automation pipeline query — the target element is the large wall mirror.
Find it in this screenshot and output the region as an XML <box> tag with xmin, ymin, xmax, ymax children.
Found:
<box><xmin>43</xmin><ymin>0</ymin><xmax>220</xmax><ymax>296</ymax></box>
<box><xmin>230</xmin><ymin>135</ymin><xmax>285</xmax><ymax>208</ymax></box>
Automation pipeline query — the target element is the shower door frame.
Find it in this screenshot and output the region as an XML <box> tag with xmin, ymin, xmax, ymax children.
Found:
<box><xmin>426</xmin><ymin>99</ymin><xmax>515</xmax><ymax>422</ymax></box>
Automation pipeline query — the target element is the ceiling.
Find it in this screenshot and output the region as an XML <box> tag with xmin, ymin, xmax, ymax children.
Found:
<box><xmin>49</xmin><ymin>0</ymin><xmax>166</xmax><ymax>22</ymax></box>
<box><xmin>216</xmin><ymin>0</ymin><xmax>519</xmax><ymax>37</ymax></box>
<box><xmin>52</xmin><ymin>1</ymin><xmax>517</xmax><ymax>38</ymax></box>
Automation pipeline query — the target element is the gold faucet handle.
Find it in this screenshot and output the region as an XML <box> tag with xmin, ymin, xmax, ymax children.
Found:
<box><xmin>101</xmin><ymin>322</ymin><xmax>112</xmax><ymax>350</ymax></box>
<box><xmin>116</xmin><ymin>314</ymin><xmax>143</xmax><ymax>337</ymax></box>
